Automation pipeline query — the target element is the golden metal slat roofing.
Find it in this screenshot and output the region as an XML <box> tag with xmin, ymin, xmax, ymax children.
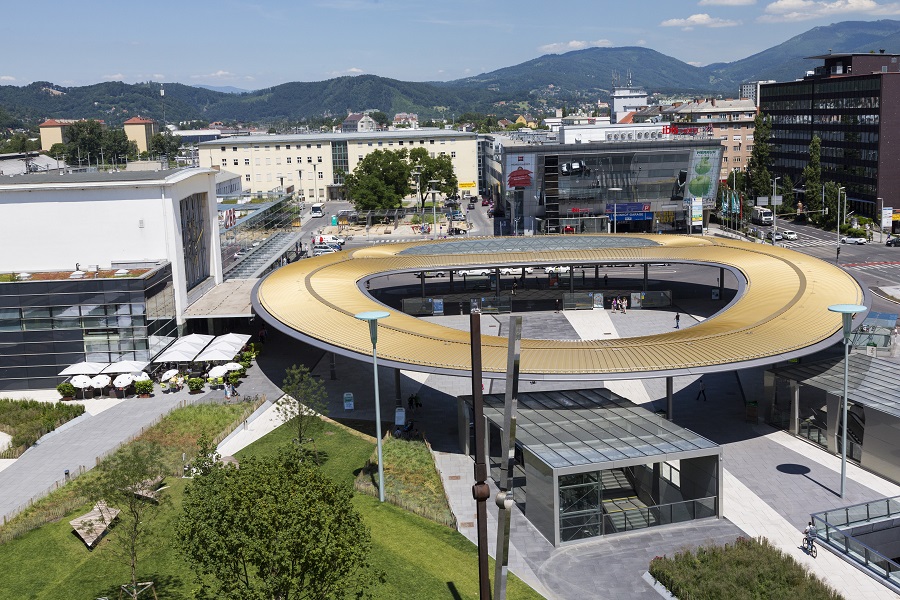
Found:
<box><xmin>254</xmin><ymin>234</ymin><xmax>864</xmax><ymax>378</ymax></box>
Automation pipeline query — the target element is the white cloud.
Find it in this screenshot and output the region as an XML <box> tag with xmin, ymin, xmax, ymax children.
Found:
<box><xmin>190</xmin><ymin>70</ymin><xmax>236</xmax><ymax>80</ymax></box>
<box><xmin>0</xmin><ymin>75</ymin><xmax>15</xmax><ymax>81</ymax></box>
<box><xmin>151</xmin><ymin>73</ymin><xmax>165</xmax><ymax>80</ymax></box>
<box><xmin>538</xmin><ymin>39</ymin><xmax>613</xmax><ymax>54</ymax></box>
<box><xmin>660</xmin><ymin>13</ymin><xmax>740</xmax><ymax>28</ymax></box>
<box><xmin>761</xmin><ymin>0</ymin><xmax>900</xmax><ymax>21</ymax></box>
<box><xmin>688</xmin><ymin>61</ymin><xmax>706</xmax><ymax>66</ymax></box>
<box><xmin>636</xmin><ymin>39</ymin><xmax>647</xmax><ymax>46</ymax></box>
<box><xmin>699</xmin><ymin>0</ymin><xmax>756</xmax><ymax>5</ymax></box>
<box><xmin>328</xmin><ymin>67</ymin><xmax>365</xmax><ymax>77</ymax></box>
<box><xmin>102</xmin><ymin>73</ymin><xmax>125</xmax><ymax>80</ymax></box>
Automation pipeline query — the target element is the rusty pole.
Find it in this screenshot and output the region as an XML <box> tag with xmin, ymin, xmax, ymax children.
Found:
<box><xmin>469</xmin><ymin>308</ymin><xmax>491</xmax><ymax>599</ymax></box>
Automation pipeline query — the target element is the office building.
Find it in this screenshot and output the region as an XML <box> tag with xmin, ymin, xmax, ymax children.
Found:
<box><xmin>760</xmin><ymin>53</ymin><xmax>900</xmax><ymax>219</ymax></box>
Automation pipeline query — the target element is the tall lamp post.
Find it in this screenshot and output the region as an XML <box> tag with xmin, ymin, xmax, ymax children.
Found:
<box><xmin>608</xmin><ymin>187</ymin><xmax>622</xmax><ymax>234</ymax></box>
<box><xmin>828</xmin><ymin>303</ymin><xmax>866</xmax><ymax>498</ymax></box>
<box><xmin>771</xmin><ymin>176</ymin><xmax>780</xmax><ymax>243</ymax></box>
<box><xmin>730</xmin><ymin>167</ymin><xmax>740</xmax><ymax>232</ymax></box>
<box><xmin>836</xmin><ymin>186</ymin><xmax>845</xmax><ymax>261</ymax></box>
<box><xmin>355</xmin><ymin>310</ymin><xmax>391</xmax><ymax>502</ymax></box>
<box><xmin>428</xmin><ymin>179</ymin><xmax>440</xmax><ymax>240</ymax></box>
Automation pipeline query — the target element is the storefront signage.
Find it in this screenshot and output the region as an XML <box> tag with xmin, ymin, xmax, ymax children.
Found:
<box><xmin>662</xmin><ymin>124</ymin><xmax>713</xmax><ymax>136</ymax></box>
<box><xmin>606</xmin><ymin>203</ymin><xmax>652</xmax><ymax>213</ymax></box>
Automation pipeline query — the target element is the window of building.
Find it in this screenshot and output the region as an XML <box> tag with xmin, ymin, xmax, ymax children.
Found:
<box><xmin>317</xmin><ymin>156</ymin><xmax>322</xmax><ymax>162</ymax></box>
<box><xmin>440</xmin><ymin>152</ymin><xmax>446</xmax><ymax>156</ymax></box>
<box><xmin>307</xmin><ymin>144</ymin><xmax>312</xmax><ymax>149</ymax></box>
<box><xmin>316</xmin><ymin>143</ymin><xmax>322</xmax><ymax>148</ymax></box>
<box><xmin>232</xmin><ymin>147</ymin><xmax>238</xmax><ymax>151</ymax></box>
<box><xmin>265</xmin><ymin>158</ymin><xmax>271</xmax><ymax>165</ymax></box>
<box><xmin>451</xmin><ymin>151</ymin><xmax>456</xmax><ymax>158</ymax></box>
<box><xmin>275</xmin><ymin>145</ymin><xmax>280</xmax><ymax>150</ymax></box>
<box><xmin>267</xmin><ymin>173</ymin><xmax>272</xmax><ymax>181</ymax></box>
<box><xmin>307</xmin><ymin>157</ymin><xmax>312</xmax><ymax>163</ymax></box>
<box><xmin>318</xmin><ymin>172</ymin><xmax>323</xmax><ymax>179</ymax></box>
<box><xmin>733</xmin><ymin>157</ymin><xmax>742</xmax><ymax>162</ymax></box>
<box><xmin>430</xmin><ymin>152</ymin><xmax>435</xmax><ymax>158</ymax></box>
<box><xmin>254</xmin><ymin>145</ymin><xmax>260</xmax><ymax>149</ymax></box>
<box><xmin>359</xmin><ymin>155</ymin><xmax>363</xmax><ymax>161</ymax></box>
<box><xmin>733</xmin><ymin>135</ymin><xmax>742</xmax><ymax>141</ymax></box>
<box><xmin>733</xmin><ymin>146</ymin><xmax>741</xmax><ymax>152</ymax></box>
<box><xmin>399</xmin><ymin>140</ymin><xmax>404</xmax><ymax>145</ymax></box>
<box><xmin>221</xmin><ymin>159</ymin><xmax>228</xmax><ymax>166</ymax></box>
<box><xmin>264</xmin><ymin>145</ymin><xmax>270</xmax><ymax>150</ymax></box>
<box><xmin>220</xmin><ymin>146</ymin><xmax>226</xmax><ymax>152</ymax></box>
<box><xmin>286</xmin><ymin>144</ymin><xmax>291</xmax><ymax>150</ymax></box>
<box><xmin>233</xmin><ymin>159</ymin><xmax>239</xmax><ymax>165</ymax></box>
<box><xmin>368</xmin><ymin>142</ymin><xmax>373</xmax><ymax>146</ymax></box>
<box><xmin>287</xmin><ymin>157</ymin><xmax>292</xmax><ymax>164</ymax></box>
<box><xmin>244</xmin><ymin>158</ymin><xmax>250</xmax><ymax>165</ymax></box>
<box><xmin>255</xmin><ymin>158</ymin><xmax>260</xmax><ymax>166</ymax></box>
<box><xmin>245</xmin><ymin>174</ymin><xmax>250</xmax><ymax>181</ymax></box>
<box><xmin>276</xmin><ymin>157</ymin><xmax>281</xmax><ymax>165</ymax></box>
<box><xmin>378</xmin><ymin>141</ymin><xmax>383</xmax><ymax>146</ymax></box>
<box><xmin>430</xmin><ymin>139</ymin><xmax>435</xmax><ymax>144</ymax></box>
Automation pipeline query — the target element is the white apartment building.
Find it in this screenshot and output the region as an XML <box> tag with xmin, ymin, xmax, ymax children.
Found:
<box><xmin>198</xmin><ymin>129</ymin><xmax>480</xmax><ymax>199</ymax></box>
<box><xmin>672</xmin><ymin>99</ymin><xmax>757</xmax><ymax>181</ymax></box>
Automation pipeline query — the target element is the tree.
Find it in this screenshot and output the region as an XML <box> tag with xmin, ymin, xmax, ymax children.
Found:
<box><xmin>276</xmin><ymin>364</ymin><xmax>327</xmax><ymax>460</ymax></box>
<box><xmin>149</xmin><ymin>131</ymin><xmax>181</xmax><ymax>161</ymax></box>
<box><xmin>802</xmin><ymin>135</ymin><xmax>822</xmax><ymax>220</ymax></box>
<box><xmin>781</xmin><ymin>173</ymin><xmax>795</xmax><ymax>212</ymax></box>
<box><xmin>343</xmin><ymin>148</ymin><xmax>412</xmax><ymax>210</ymax></box>
<box><xmin>48</xmin><ymin>142</ymin><xmax>67</xmax><ymax>159</ymax></box>
<box><xmin>65</xmin><ymin>119</ymin><xmax>104</xmax><ymax>165</ymax></box>
<box><xmin>409</xmin><ymin>147</ymin><xmax>459</xmax><ymax>206</ymax></box>
<box><xmin>91</xmin><ymin>441</ymin><xmax>168</xmax><ymax>599</ymax></box>
<box><xmin>824</xmin><ymin>181</ymin><xmax>842</xmax><ymax>231</ymax></box>
<box><xmin>102</xmin><ymin>128</ymin><xmax>138</xmax><ymax>164</ymax></box>
<box><xmin>368</xmin><ymin>111</ymin><xmax>389</xmax><ymax>127</ymax></box>
<box><xmin>176</xmin><ymin>446</ymin><xmax>379</xmax><ymax>600</ymax></box>
<box><xmin>746</xmin><ymin>112</ymin><xmax>773</xmax><ymax>200</ymax></box>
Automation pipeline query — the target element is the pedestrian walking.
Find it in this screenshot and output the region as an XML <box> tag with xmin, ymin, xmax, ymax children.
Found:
<box><xmin>621</xmin><ymin>297</ymin><xmax>626</xmax><ymax>314</ymax></box>
<box><xmin>512</xmin><ymin>281</ymin><xmax>517</xmax><ymax>295</ymax></box>
<box><xmin>675</xmin><ymin>313</ymin><xmax>681</xmax><ymax>329</ymax></box>
<box><xmin>603</xmin><ymin>273</ymin><xmax>608</xmax><ymax>286</ymax></box>
<box><xmin>696</xmin><ymin>378</ymin><xmax>707</xmax><ymax>401</ymax></box>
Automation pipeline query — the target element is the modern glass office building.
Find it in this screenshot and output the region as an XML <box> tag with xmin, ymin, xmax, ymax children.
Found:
<box><xmin>760</xmin><ymin>53</ymin><xmax>900</xmax><ymax>221</ymax></box>
<box><xmin>481</xmin><ymin>135</ymin><xmax>723</xmax><ymax>235</ymax></box>
<box><xmin>0</xmin><ymin>264</ymin><xmax>177</xmax><ymax>390</ymax></box>
<box><xmin>460</xmin><ymin>389</ymin><xmax>722</xmax><ymax>546</ymax></box>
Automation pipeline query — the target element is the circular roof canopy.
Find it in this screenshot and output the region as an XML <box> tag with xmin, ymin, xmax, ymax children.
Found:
<box><xmin>252</xmin><ymin>235</ymin><xmax>866</xmax><ymax>380</ymax></box>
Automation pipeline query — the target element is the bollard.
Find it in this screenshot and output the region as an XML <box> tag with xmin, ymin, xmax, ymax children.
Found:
<box><xmin>64</xmin><ymin>469</ymin><xmax>70</xmax><ymax>482</ymax></box>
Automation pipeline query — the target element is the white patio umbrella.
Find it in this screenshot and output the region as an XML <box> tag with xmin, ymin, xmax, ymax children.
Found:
<box><xmin>102</xmin><ymin>360</ymin><xmax>149</xmax><ymax>374</ymax></box>
<box><xmin>91</xmin><ymin>374</ymin><xmax>111</xmax><ymax>388</ymax></box>
<box><xmin>113</xmin><ymin>374</ymin><xmax>134</xmax><ymax>388</ymax></box>
<box><xmin>208</xmin><ymin>365</ymin><xmax>230</xmax><ymax>378</ymax></box>
<box><xmin>70</xmin><ymin>375</ymin><xmax>93</xmax><ymax>389</ymax></box>
<box><xmin>131</xmin><ymin>372</ymin><xmax>150</xmax><ymax>382</ymax></box>
<box><xmin>160</xmin><ymin>369</ymin><xmax>179</xmax><ymax>381</ymax></box>
<box><xmin>223</xmin><ymin>362</ymin><xmax>244</xmax><ymax>371</ymax></box>
<box><xmin>59</xmin><ymin>361</ymin><xmax>108</xmax><ymax>376</ymax></box>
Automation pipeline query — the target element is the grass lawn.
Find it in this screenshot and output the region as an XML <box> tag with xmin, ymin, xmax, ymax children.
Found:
<box><xmin>239</xmin><ymin>419</ymin><xmax>544</xmax><ymax>599</ymax></box>
<box><xmin>649</xmin><ymin>536</ymin><xmax>844</xmax><ymax>600</ymax></box>
<box><xmin>0</xmin><ymin>409</ymin><xmax>544</xmax><ymax>599</ymax></box>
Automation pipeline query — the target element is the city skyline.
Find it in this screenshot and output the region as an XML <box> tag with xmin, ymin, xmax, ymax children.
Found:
<box><xmin>3</xmin><ymin>0</ymin><xmax>900</xmax><ymax>90</ymax></box>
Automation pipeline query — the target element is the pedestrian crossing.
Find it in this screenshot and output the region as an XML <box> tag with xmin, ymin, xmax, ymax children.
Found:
<box><xmin>780</xmin><ymin>237</ymin><xmax>842</xmax><ymax>249</ymax></box>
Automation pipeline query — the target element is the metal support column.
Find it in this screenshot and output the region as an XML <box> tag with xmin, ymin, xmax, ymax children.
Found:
<box><xmin>643</xmin><ymin>263</ymin><xmax>649</xmax><ymax>292</ymax></box>
<box><xmin>666</xmin><ymin>376</ymin><xmax>674</xmax><ymax>420</ymax></box>
<box><xmin>420</xmin><ymin>274</ymin><xmax>426</xmax><ymax>298</ymax></box>
<box><xmin>719</xmin><ymin>267</ymin><xmax>725</xmax><ymax>300</ymax></box>
<box><xmin>494</xmin><ymin>316</ymin><xmax>522</xmax><ymax>600</ymax></box>
<box><xmin>469</xmin><ymin>310</ymin><xmax>491</xmax><ymax>600</ymax></box>
<box><xmin>595</xmin><ymin>264</ymin><xmax>599</xmax><ymax>287</ymax></box>
<box><xmin>394</xmin><ymin>368</ymin><xmax>402</xmax><ymax>407</ymax></box>
<box><xmin>789</xmin><ymin>380</ymin><xmax>800</xmax><ymax>435</ymax></box>
<box><xmin>569</xmin><ymin>266</ymin><xmax>575</xmax><ymax>293</ymax></box>
<box><xmin>329</xmin><ymin>352</ymin><xmax>337</xmax><ymax>380</ymax></box>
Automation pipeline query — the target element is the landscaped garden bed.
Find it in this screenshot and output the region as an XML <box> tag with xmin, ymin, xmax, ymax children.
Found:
<box><xmin>0</xmin><ymin>398</ymin><xmax>85</xmax><ymax>458</ymax></box>
<box><xmin>648</xmin><ymin>536</ymin><xmax>844</xmax><ymax>600</ymax></box>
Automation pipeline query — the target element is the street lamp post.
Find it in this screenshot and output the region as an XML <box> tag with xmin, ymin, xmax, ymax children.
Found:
<box><xmin>828</xmin><ymin>303</ymin><xmax>866</xmax><ymax>498</ymax></box>
<box><xmin>355</xmin><ymin>310</ymin><xmax>391</xmax><ymax>502</ymax></box>
<box><xmin>428</xmin><ymin>179</ymin><xmax>440</xmax><ymax>240</ymax></box>
<box><xmin>837</xmin><ymin>186</ymin><xmax>845</xmax><ymax>259</ymax></box>
<box><xmin>731</xmin><ymin>167</ymin><xmax>740</xmax><ymax>232</ymax></box>
<box><xmin>608</xmin><ymin>187</ymin><xmax>622</xmax><ymax>234</ymax></box>
<box><xmin>772</xmin><ymin>177</ymin><xmax>780</xmax><ymax>244</ymax></box>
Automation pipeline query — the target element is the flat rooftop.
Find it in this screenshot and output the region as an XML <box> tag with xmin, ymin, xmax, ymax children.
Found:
<box><xmin>477</xmin><ymin>389</ymin><xmax>718</xmax><ymax>470</ymax></box>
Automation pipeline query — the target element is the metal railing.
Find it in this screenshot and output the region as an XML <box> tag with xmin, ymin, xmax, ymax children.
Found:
<box><xmin>560</xmin><ymin>496</ymin><xmax>716</xmax><ymax>542</ymax></box>
<box><xmin>812</xmin><ymin>497</ymin><xmax>900</xmax><ymax>589</ymax></box>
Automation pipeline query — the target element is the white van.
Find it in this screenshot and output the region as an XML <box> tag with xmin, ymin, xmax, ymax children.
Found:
<box><xmin>315</xmin><ymin>234</ymin><xmax>345</xmax><ymax>246</ymax></box>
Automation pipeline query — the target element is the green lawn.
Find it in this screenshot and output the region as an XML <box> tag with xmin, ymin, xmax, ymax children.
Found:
<box><xmin>0</xmin><ymin>410</ymin><xmax>544</xmax><ymax>599</ymax></box>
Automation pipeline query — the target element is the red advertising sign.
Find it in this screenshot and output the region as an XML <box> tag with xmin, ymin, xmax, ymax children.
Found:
<box><xmin>507</xmin><ymin>166</ymin><xmax>533</xmax><ymax>188</ymax></box>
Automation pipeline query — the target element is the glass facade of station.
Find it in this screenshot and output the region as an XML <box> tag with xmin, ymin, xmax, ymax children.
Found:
<box><xmin>462</xmin><ymin>389</ymin><xmax>722</xmax><ymax>546</ymax></box>
<box><xmin>219</xmin><ymin>198</ymin><xmax>301</xmax><ymax>273</ymax></box>
<box><xmin>0</xmin><ymin>264</ymin><xmax>176</xmax><ymax>390</ymax></box>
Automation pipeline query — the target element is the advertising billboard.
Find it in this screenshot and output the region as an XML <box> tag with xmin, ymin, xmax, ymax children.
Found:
<box><xmin>684</xmin><ymin>147</ymin><xmax>723</xmax><ymax>203</ymax></box>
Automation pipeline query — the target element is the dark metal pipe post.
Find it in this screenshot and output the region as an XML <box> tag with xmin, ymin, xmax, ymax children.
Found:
<box><xmin>469</xmin><ymin>310</ymin><xmax>491</xmax><ymax>599</ymax></box>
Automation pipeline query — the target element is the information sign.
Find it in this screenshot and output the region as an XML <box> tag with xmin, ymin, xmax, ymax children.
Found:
<box><xmin>343</xmin><ymin>392</ymin><xmax>354</xmax><ymax>411</ymax></box>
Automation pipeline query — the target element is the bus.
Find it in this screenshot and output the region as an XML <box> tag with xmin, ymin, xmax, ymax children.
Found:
<box><xmin>310</xmin><ymin>203</ymin><xmax>325</xmax><ymax>218</ymax></box>
<box><xmin>751</xmin><ymin>206</ymin><xmax>773</xmax><ymax>226</ymax></box>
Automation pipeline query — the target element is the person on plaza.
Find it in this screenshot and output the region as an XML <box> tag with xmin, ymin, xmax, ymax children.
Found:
<box><xmin>696</xmin><ymin>378</ymin><xmax>707</xmax><ymax>401</ymax></box>
<box><xmin>804</xmin><ymin>521</ymin><xmax>817</xmax><ymax>546</ymax></box>
<box><xmin>604</xmin><ymin>273</ymin><xmax>608</xmax><ymax>286</ymax></box>
<box><xmin>512</xmin><ymin>281</ymin><xmax>517</xmax><ymax>295</ymax></box>
<box><xmin>621</xmin><ymin>297</ymin><xmax>627</xmax><ymax>314</ymax></box>
<box><xmin>675</xmin><ymin>313</ymin><xmax>681</xmax><ymax>329</ymax></box>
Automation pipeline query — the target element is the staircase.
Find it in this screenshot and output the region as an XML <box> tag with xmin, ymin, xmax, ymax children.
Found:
<box><xmin>600</xmin><ymin>469</ymin><xmax>658</xmax><ymax>533</ymax></box>
<box><xmin>226</xmin><ymin>231</ymin><xmax>298</xmax><ymax>279</ymax></box>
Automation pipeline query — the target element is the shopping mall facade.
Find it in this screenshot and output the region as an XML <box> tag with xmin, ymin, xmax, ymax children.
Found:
<box><xmin>481</xmin><ymin>134</ymin><xmax>724</xmax><ymax>235</ymax></box>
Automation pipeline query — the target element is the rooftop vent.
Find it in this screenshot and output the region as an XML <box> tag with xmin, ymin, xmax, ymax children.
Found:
<box><xmin>69</xmin><ymin>270</ymin><xmax>85</xmax><ymax>279</ymax></box>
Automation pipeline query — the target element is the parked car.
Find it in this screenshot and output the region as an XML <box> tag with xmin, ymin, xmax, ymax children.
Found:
<box><xmin>457</xmin><ymin>268</ymin><xmax>490</xmax><ymax>277</ymax></box>
<box><xmin>311</xmin><ymin>244</ymin><xmax>336</xmax><ymax>256</ymax></box>
<box><xmin>451</xmin><ymin>211</ymin><xmax>465</xmax><ymax>221</ymax></box>
<box><xmin>543</xmin><ymin>266</ymin><xmax>571</xmax><ymax>274</ymax></box>
<box><xmin>499</xmin><ymin>267</ymin><xmax>534</xmax><ymax>276</ymax></box>
<box><xmin>766</xmin><ymin>231</ymin><xmax>783</xmax><ymax>241</ymax></box>
<box><xmin>781</xmin><ymin>230</ymin><xmax>798</xmax><ymax>240</ymax></box>
<box><xmin>840</xmin><ymin>236</ymin><xmax>867</xmax><ymax>245</ymax></box>
<box><xmin>887</xmin><ymin>238</ymin><xmax>900</xmax><ymax>247</ymax></box>
<box><xmin>415</xmin><ymin>271</ymin><xmax>447</xmax><ymax>278</ymax></box>
<box><xmin>467</xmin><ymin>202</ymin><xmax>476</xmax><ymax>210</ymax></box>
<box><xmin>482</xmin><ymin>198</ymin><xmax>490</xmax><ymax>206</ymax></box>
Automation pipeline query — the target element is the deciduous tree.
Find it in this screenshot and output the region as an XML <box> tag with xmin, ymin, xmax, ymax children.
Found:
<box><xmin>343</xmin><ymin>148</ymin><xmax>412</xmax><ymax>210</ymax></box>
<box><xmin>802</xmin><ymin>135</ymin><xmax>822</xmax><ymax>220</ymax></box>
<box><xmin>276</xmin><ymin>364</ymin><xmax>327</xmax><ymax>460</ymax></box>
<box><xmin>176</xmin><ymin>446</ymin><xmax>379</xmax><ymax>600</ymax></box>
<box><xmin>409</xmin><ymin>147</ymin><xmax>459</xmax><ymax>208</ymax></box>
<box><xmin>747</xmin><ymin>112</ymin><xmax>773</xmax><ymax>200</ymax></box>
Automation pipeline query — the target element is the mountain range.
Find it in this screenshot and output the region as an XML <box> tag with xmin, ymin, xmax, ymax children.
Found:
<box><xmin>3</xmin><ymin>19</ymin><xmax>900</xmax><ymax>128</ymax></box>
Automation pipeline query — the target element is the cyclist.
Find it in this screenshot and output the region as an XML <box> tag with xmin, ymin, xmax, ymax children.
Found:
<box><xmin>804</xmin><ymin>521</ymin><xmax>817</xmax><ymax>549</ymax></box>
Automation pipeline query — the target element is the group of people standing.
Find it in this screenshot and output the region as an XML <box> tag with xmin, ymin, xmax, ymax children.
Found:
<box><xmin>610</xmin><ymin>296</ymin><xmax>628</xmax><ymax>314</ymax></box>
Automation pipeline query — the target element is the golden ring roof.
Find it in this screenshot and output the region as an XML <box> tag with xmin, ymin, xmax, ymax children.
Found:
<box><xmin>252</xmin><ymin>234</ymin><xmax>865</xmax><ymax>379</ymax></box>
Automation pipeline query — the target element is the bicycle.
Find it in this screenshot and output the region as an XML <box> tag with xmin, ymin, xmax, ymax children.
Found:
<box><xmin>801</xmin><ymin>535</ymin><xmax>817</xmax><ymax>558</ymax></box>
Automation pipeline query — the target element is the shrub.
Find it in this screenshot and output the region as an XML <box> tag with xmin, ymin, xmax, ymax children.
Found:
<box><xmin>134</xmin><ymin>379</ymin><xmax>154</xmax><ymax>395</ymax></box>
<box><xmin>239</xmin><ymin>361</ymin><xmax>251</xmax><ymax>371</ymax></box>
<box><xmin>56</xmin><ymin>382</ymin><xmax>76</xmax><ymax>398</ymax></box>
<box><xmin>228</xmin><ymin>372</ymin><xmax>241</xmax><ymax>385</ymax></box>
<box><xmin>0</xmin><ymin>398</ymin><xmax>85</xmax><ymax>450</ymax></box>
<box><xmin>187</xmin><ymin>377</ymin><xmax>205</xmax><ymax>392</ymax></box>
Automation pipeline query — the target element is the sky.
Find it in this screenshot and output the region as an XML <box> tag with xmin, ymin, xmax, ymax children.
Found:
<box><xmin>4</xmin><ymin>0</ymin><xmax>900</xmax><ymax>90</ymax></box>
